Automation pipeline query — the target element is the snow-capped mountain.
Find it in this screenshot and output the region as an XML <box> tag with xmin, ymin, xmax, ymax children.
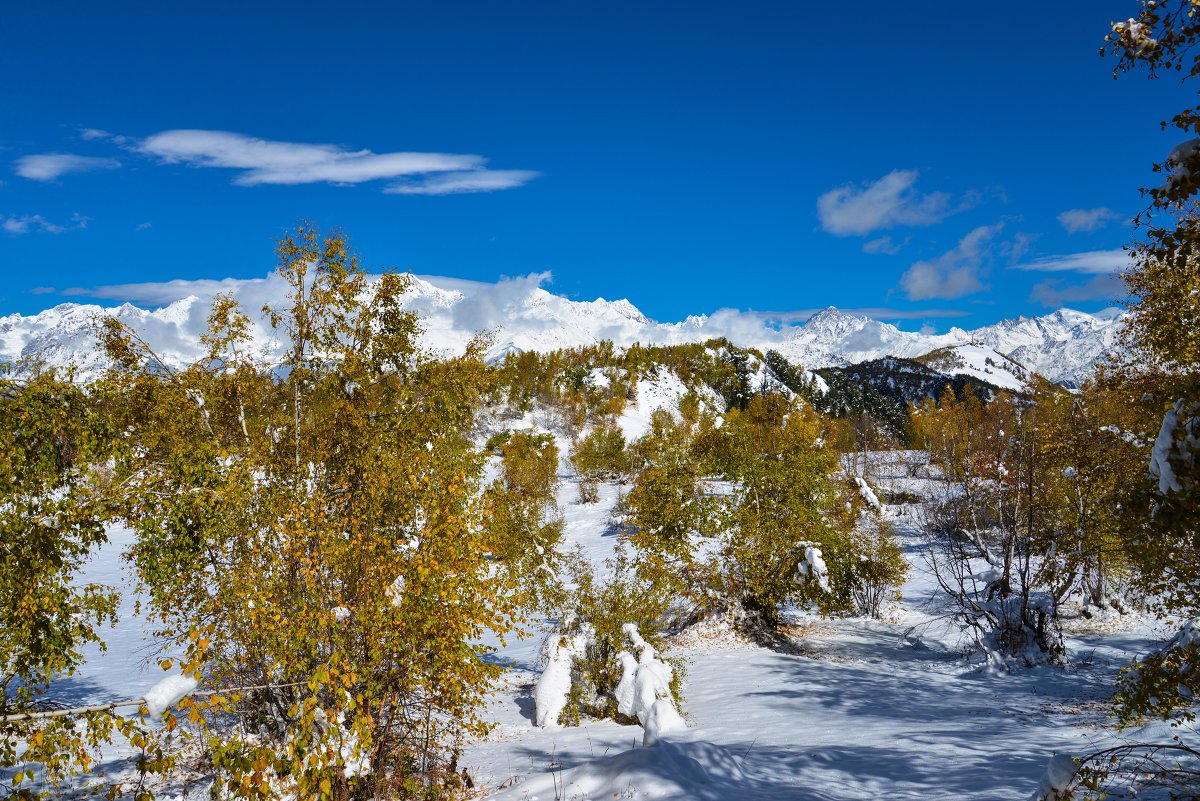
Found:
<box><xmin>771</xmin><ymin>307</ymin><xmax>970</xmax><ymax>369</ymax></box>
<box><xmin>969</xmin><ymin>309</ymin><xmax>1124</xmax><ymax>389</ymax></box>
<box><xmin>770</xmin><ymin>306</ymin><xmax>1122</xmax><ymax>388</ymax></box>
<box><xmin>0</xmin><ymin>274</ymin><xmax>1124</xmax><ymax>387</ymax></box>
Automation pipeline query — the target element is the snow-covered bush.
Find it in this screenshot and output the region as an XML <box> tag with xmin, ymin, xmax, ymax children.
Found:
<box><xmin>533</xmin><ymin>623</ymin><xmax>594</xmax><ymax>728</ymax></box>
<box><xmin>544</xmin><ymin>557</ymin><xmax>684</xmax><ymax>726</ymax></box>
<box><xmin>1028</xmin><ymin>753</ymin><xmax>1079</xmax><ymax>801</ymax></box>
<box><xmin>614</xmin><ymin>624</ymin><xmax>687</xmax><ymax>746</ymax></box>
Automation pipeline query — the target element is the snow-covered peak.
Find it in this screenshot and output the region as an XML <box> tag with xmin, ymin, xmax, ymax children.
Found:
<box><xmin>800</xmin><ymin>306</ymin><xmax>878</xmax><ymax>340</ymax></box>
<box><xmin>0</xmin><ymin>278</ymin><xmax>1125</xmax><ymax>388</ymax></box>
<box><xmin>917</xmin><ymin>344</ymin><xmax>1030</xmax><ymax>392</ymax></box>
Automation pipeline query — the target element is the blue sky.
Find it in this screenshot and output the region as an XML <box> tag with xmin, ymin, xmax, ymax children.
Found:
<box><xmin>0</xmin><ymin>1</ymin><xmax>1189</xmax><ymax>330</ymax></box>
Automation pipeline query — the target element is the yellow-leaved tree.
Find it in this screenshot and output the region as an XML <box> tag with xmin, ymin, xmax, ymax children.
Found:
<box><xmin>98</xmin><ymin>225</ymin><xmax>518</xmax><ymax>800</ymax></box>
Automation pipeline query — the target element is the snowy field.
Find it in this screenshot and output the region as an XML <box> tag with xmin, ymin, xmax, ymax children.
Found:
<box><xmin>460</xmin><ymin>475</ymin><xmax>1161</xmax><ymax>801</ymax></box>
<box><xmin>54</xmin><ymin>451</ymin><xmax>1168</xmax><ymax>800</ymax></box>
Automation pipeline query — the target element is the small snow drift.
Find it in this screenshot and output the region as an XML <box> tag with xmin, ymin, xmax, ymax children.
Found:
<box><xmin>143</xmin><ymin>674</ymin><xmax>198</xmax><ymax>720</ymax></box>
<box><xmin>490</xmin><ymin>740</ymin><xmax>745</xmax><ymax>801</ymax></box>
<box><xmin>643</xmin><ymin>698</ymin><xmax>688</xmax><ymax>747</ymax></box>
<box><xmin>1029</xmin><ymin>753</ymin><xmax>1079</xmax><ymax>801</ymax></box>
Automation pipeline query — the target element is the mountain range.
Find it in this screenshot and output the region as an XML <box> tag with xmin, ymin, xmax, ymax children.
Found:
<box><xmin>0</xmin><ymin>274</ymin><xmax>1124</xmax><ymax>388</ymax></box>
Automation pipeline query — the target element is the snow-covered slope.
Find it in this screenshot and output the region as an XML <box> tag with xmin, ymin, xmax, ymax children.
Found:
<box><xmin>771</xmin><ymin>306</ymin><xmax>1120</xmax><ymax>387</ymax></box>
<box><xmin>970</xmin><ymin>309</ymin><xmax>1124</xmax><ymax>389</ymax></box>
<box><xmin>0</xmin><ymin>275</ymin><xmax>1124</xmax><ymax>386</ymax></box>
<box><xmin>914</xmin><ymin>344</ymin><xmax>1030</xmax><ymax>392</ymax></box>
<box><xmin>771</xmin><ymin>307</ymin><xmax>970</xmax><ymax>369</ymax></box>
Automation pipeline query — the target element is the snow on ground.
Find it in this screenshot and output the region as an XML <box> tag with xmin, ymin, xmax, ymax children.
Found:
<box><xmin>59</xmin><ymin>526</ymin><xmax>168</xmax><ymax>705</ymax></box>
<box><xmin>615</xmin><ymin>369</ymin><xmax>721</xmax><ymax>442</ymax></box>
<box><xmin>925</xmin><ymin>344</ymin><xmax>1030</xmax><ymax>393</ymax></box>
<box><xmin>463</xmin><ymin>459</ymin><xmax>1163</xmax><ymax>801</ymax></box>
<box><xmin>47</xmin><ymin>451</ymin><xmax>1167</xmax><ymax>800</ymax></box>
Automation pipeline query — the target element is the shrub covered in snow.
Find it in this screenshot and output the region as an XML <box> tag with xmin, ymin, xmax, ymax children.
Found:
<box><xmin>1029</xmin><ymin>753</ymin><xmax>1079</xmax><ymax>801</ymax></box>
<box><xmin>540</xmin><ymin>557</ymin><xmax>684</xmax><ymax>727</ymax></box>
<box><xmin>614</xmin><ymin>624</ymin><xmax>688</xmax><ymax>745</ymax></box>
<box><xmin>533</xmin><ymin>623</ymin><xmax>594</xmax><ymax>728</ymax></box>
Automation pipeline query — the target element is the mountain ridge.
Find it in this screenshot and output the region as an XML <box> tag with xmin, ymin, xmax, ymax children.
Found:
<box><xmin>0</xmin><ymin>274</ymin><xmax>1124</xmax><ymax>387</ymax></box>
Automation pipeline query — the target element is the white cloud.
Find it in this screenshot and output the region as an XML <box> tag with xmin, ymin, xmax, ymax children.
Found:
<box><xmin>15</xmin><ymin>153</ymin><xmax>121</xmax><ymax>182</ymax></box>
<box><xmin>77</xmin><ymin>128</ymin><xmax>131</xmax><ymax>146</ymax></box>
<box><xmin>447</xmin><ymin>271</ymin><xmax>554</xmax><ymax>330</ymax></box>
<box><xmin>817</xmin><ymin>170</ymin><xmax>960</xmax><ymax>236</ymax></box>
<box><xmin>385</xmin><ymin>169</ymin><xmax>541</xmax><ymax>195</ymax></box>
<box><xmin>137</xmin><ymin>130</ymin><xmax>538</xmax><ymax>192</ymax></box>
<box><xmin>1012</xmin><ymin>249</ymin><xmax>1131</xmax><ymax>274</ymax></box>
<box><xmin>1057</xmin><ymin>207</ymin><xmax>1124</xmax><ymax>234</ymax></box>
<box><xmin>1030</xmin><ymin>274</ymin><xmax>1127</xmax><ymax>307</ymax></box>
<box><xmin>1007</xmin><ymin>231</ymin><xmax>1035</xmax><ymax>263</ymax></box>
<box><xmin>898</xmin><ymin>223</ymin><xmax>1003</xmax><ymax>300</ymax></box>
<box><xmin>3</xmin><ymin>213</ymin><xmax>89</xmax><ymax>235</ymax></box>
<box><xmin>62</xmin><ymin>276</ymin><xmax>268</xmax><ymax>306</ymax></box>
<box><xmin>862</xmin><ymin>236</ymin><xmax>903</xmax><ymax>255</ymax></box>
<box><xmin>1017</xmin><ymin>248</ymin><xmax>1132</xmax><ymax>307</ymax></box>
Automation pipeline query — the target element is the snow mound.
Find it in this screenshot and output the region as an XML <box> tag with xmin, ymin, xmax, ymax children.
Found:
<box><xmin>1029</xmin><ymin>753</ymin><xmax>1079</xmax><ymax>801</ymax></box>
<box><xmin>643</xmin><ymin>698</ymin><xmax>688</xmax><ymax>746</ymax></box>
<box><xmin>490</xmin><ymin>740</ymin><xmax>746</xmax><ymax>801</ymax></box>
<box><xmin>533</xmin><ymin>626</ymin><xmax>592</xmax><ymax>728</ymax></box>
<box><xmin>143</xmin><ymin>674</ymin><xmax>198</xmax><ymax>720</ymax></box>
<box><xmin>616</xmin><ymin>624</ymin><xmax>686</xmax><ymax>744</ymax></box>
